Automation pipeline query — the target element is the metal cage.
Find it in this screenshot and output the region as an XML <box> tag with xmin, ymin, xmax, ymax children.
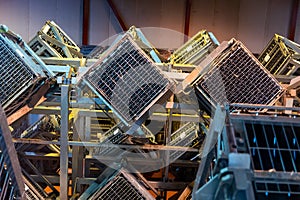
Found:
<box><xmin>168</xmin><ymin>122</ymin><xmax>200</xmax><ymax>161</ymax></box>
<box><xmin>186</xmin><ymin>39</ymin><xmax>284</xmax><ymax>112</ymax></box>
<box><xmin>258</xmin><ymin>34</ymin><xmax>300</xmax><ymax>76</ymax></box>
<box><xmin>28</xmin><ymin>20</ymin><xmax>82</xmax><ymax>58</ymax></box>
<box><xmin>80</xmin><ymin>34</ymin><xmax>174</xmax><ymax>125</ymax></box>
<box><xmin>230</xmin><ymin>111</ymin><xmax>300</xmax><ymax>199</ymax></box>
<box><xmin>23</xmin><ymin>174</ymin><xmax>49</xmax><ymax>200</ymax></box>
<box><xmin>0</xmin><ymin>33</ymin><xmax>47</xmax><ymax>114</ymax></box>
<box><xmin>80</xmin><ymin>168</ymin><xmax>155</xmax><ymax>200</ymax></box>
<box><xmin>170</xmin><ymin>30</ymin><xmax>219</xmax><ymax>65</ymax></box>
<box><xmin>91</xmin><ymin>123</ymin><xmax>129</xmax><ymax>158</ymax></box>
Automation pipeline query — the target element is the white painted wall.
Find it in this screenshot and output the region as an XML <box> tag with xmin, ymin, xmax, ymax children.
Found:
<box><xmin>0</xmin><ymin>0</ymin><xmax>299</xmax><ymax>53</ymax></box>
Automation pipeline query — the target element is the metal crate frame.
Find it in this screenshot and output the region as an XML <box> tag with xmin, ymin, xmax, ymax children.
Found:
<box><xmin>80</xmin><ymin>34</ymin><xmax>174</xmax><ymax>126</ymax></box>
<box><xmin>0</xmin><ymin>33</ymin><xmax>47</xmax><ymax>112</ymax></box>
<box><xmin>168</xmin><ymin>122</ymin><xmax>199</xmax><ymax>161</ymax></box>
<box><xmin>127</xmin><ymin>26</ymin><xmax>162</xmax><ymax>63</ymax></box>
<box><xmin>87</xmin><ymin>26</ymin><xmax>163</xmax><ymax>62</ymax></box>
<box><xmin>15</xmin><ymin>115</ymin><xmax>59</xmax><ymax>152</ymax></box>
<box><xmin>179</xmin><ymin>39</ymin><xmax>284</xmax><ymax>113</ymax></box>
<box><xmin>23</xmin><ymin>174</ymin><xmax>48</xmax><ymax>200</ymax></box>
<box><xmin>41</xmin><ymin>20</ymin><xmax>80</xmax><ymax>52</ymax></box>
<box><xmin>80</xmin><ymin>168</ymin><xmax>155</xmax><ymax>200</ymax></box>
<box><xmin>258</xmin><ymin>34</ymin><xmax>300</xmax><ymax>76</ymax></box>
<box><xmin>170</xmin><ymin>30</ymin><xmax>219</xmax><ymax>65</ymax></box>
<box><xmin>91</xmin><ymin>122</ymin><xmax>155</xmax><ymax>158</ymax></box>
<box><xmin>28</xmin><ymin>20</ymin><xmax>82</xmax><ymax>58</ymax></box>
<box><xmin>91</xmin><ymin>123</ymin><xmax>129</xmax><ymax>157</ymax></box>
<box><xmin>230</xmin><ymin>112</ymin><xmax>300</xmax><ymax>198</ymax></box>
<box><xmin>28</xmin><ymin>34</ymin><xmax>62</xmax><ymax>58</ymax></box>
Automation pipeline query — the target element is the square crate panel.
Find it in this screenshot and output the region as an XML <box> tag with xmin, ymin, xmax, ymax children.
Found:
<box><xmin>171</xmin><ymin>30</ymin><xmax>219</xmax><ymax>65</ymax></box>
<box><xmin>0</xmin><ymin>33</ymin><xmax>46</xmax><ymax>110</ymax></box>
<box><xmin>82</xmin><ymin>34</ymin><xmax>174</xmax><ymax>125</ymax></box>
<box><xmin>80</xmin><ymin>168</ymin><xmax>155</xmax><ymax>200</ymax></box>
<box><xmin>230</xmin><ymin>113</ymin><xmax>300</xmax><ymax>198</ymax></box>
<box><xmin>258</xmin><ymin>34</ymin><xmax>300</xmax><ymax>76</ymax></box>
<box><xmin>168</xmin><ymin>122</ymin><xmax>199</xmax><ymax>161</ymax></box>
<box><xmin>193</xmin><ymin>39</ymin><xmax>284</xmax><ymax>111</ymax></box>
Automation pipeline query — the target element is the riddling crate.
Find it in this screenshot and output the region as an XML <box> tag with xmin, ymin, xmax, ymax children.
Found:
<box><xmin>81</xmin><ymin>34</ymin><xmax>174</xmax><ymax>125</ymax></box>
<box><xmin>258</xmin><ymin>34</ymin><xmax>300</xmax><ymax>76</ymax></box>
<box><xmin>181</xmin><ymin>38</ymin><xmax>284</xmax><ymax>113</ymax></box>
<box><xmin>28</xmin><ymin>20</ymin><xmax>82</xmax><ymax>58</ymax></box>
<box><xmin>170</xmin><ymin>30</ymin><xmax>219</xmax><ymax>65</ymax></box>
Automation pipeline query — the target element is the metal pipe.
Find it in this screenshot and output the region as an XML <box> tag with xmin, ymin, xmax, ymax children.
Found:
<box><xmin>184</xmin><ymin>0</ymin><xmax>192</xmax><ymax>42</ymax></box>
<box><xmin>288</xmin><ymin>0</ymin><xmax>299</xmax><ymax>40</ymax></box>
<box><xmin>106</xmin><ymin>0</ymin><xmax>127</xmax><ymax>31</ymax></box>
<box><xmin>82</xmin><ymin>0</ymin><xmax>90</xmax><ymax>45</ymax></box>
<box><xmin>60</xmin><ymin>84</ymin><xmax>70</xmax><ymax>200</ymax></box>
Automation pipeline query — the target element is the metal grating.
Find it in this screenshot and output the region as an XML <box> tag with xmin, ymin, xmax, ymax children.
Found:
<box><xmin>0</xmin><ymin>34</ymin><xmax>45</xmax><ymax>109</ymax></box>
<box><xmin>171</xmin><ymin>30</ymin><xmax>219</xmax><ymax>65</ymax></box>
<box><xmin>92</xmin><ymin>175</ymin><xmax>145</xmax><ymax>200</ymax></box>
<box><xmin>83</xmin><ymin>34</ymin><xmax>173</xmax><ymax>124</ymax></box>
<box><xmin>87</xmin><ymin>169</ymin><xmax>155</xmax><ymax>200</ymax></box>
<box><xmin>92</xmin><ymin>123</ymin><xmax>155</xmax><ymax>157</ymax></box>
<box><xmin>92</xmin><ymin>124</ymin><xmax>129</xmax><ymax>157</ymax></box>
<box><xmin>243</xmin><ymin>122</ymin><xmax>300</xmax><ymax>172</ymax></box>
<box><xmin>194</xmin><ymin>39</ymin><xmax>284</xmax><ymax>110</ymax></box>
<box><xmin>168</xmin><ymin>122</ymin><xmax>199</xmax><ymax>161</ymax></box>
<box><xmin>230</xmin><ymin>114</ymin><xmax>300</xmax><ymax>198</ymax></box>
<box><xmin>258</xmin><ymin>34</ymin><xmax>300</xmax><ymax>76</ymax></box>
<box><xmin>23</xmin><ymin>174</ymin><xmax>48</xmax><ymax>200</ymax></box>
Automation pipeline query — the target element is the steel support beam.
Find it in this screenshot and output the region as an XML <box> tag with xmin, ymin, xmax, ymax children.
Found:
<box><xmin>82</xmin><ymin>0</ymin><xmax>90</xmax><ymax>45</ymax></box>
<box><xmin>184</xmin><ymin>0</ymin><xmax>192</xmax><ymax>42</ymax></box>
<box><xmin>106</xmin><ymin>0</ymin><xmax>127</xmax><ymax>31</ymax></box>
<box><xmin>12</xmin><ymin>138</ymin><xmax>199</xmax><ymax>152</ymax></box>
<box><xmin>23</xmin><ymin>158</ymin><xmax>59</xmax><ymax>195</ymax></box>
<box><xmin>192</xmin><ymin>105</ymin><xmax>226</xmax><ymax>199</ymax></box>
<box><xmin>288</xmin><ymin>0</ymin><xmax>299</xmax><ymax>40</ymax></box>
<box><xmin>72</xmin><ymin>116</ymin><xmax>84</xmax><ymax>192</ymax></box>
<box><xmin>0</xmin><ymin>105</ymin><xmax>25</xmax><ymax>198</ymax></box>
<box><xmin>60</xmin><ymin>84</ymin><xmax>70</xmax><ymax>200</ymax></box>
<box><xmin>149</xmin><ymin>181</ymin><xmax>191</xmax><ymax>190</ymax></box>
